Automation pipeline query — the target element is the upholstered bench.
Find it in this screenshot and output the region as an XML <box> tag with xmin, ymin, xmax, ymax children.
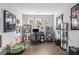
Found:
<box><xmin>7</xmin><ymin>43</ymin><xmax>26</xmax><ymax>54</ymax></box>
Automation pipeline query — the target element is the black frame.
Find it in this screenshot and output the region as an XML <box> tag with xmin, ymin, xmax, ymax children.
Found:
<box><xmin>4</xmin><ymin>10</ymin><xmax>16</xmax><ymax>32</ymax></box>
<box><xmin>56</xmin><ymin>14</ymin><xmax>63</xmax><ymax>30</ymax></box>
<box><xmin>0</xmin><ymin>35</ymin><xmax>1</xmax><ymax>47</ymax></box>
<box><xmin>71</xmin><ymin>3</ymin><xmax>79</xmax><ymax>30</ymax></box>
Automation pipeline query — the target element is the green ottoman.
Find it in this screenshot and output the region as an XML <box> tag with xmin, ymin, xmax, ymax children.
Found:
<box><xmin>7</xmin><ymin>43</ymin><xmax>26</xmax><ymax>54</ymax></box>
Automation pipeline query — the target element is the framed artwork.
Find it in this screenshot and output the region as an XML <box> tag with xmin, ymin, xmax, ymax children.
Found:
<box><xmin>28</xmin><ymin>18</ymin><xmax>34</xmax><ymax>25</ymax></box>
<box><xmin>0</xmin><ymin>35</ymin><xmax>2</xmax><ymax>47</ymax></box>
<box><xmin>71</xmin><ymin>4</ymin><xmax>79</xmax><ymax>30</ymax></box>
<box><xmin>4</xmin><ymin>10</ymin><xmax>16</xmax><ymax>32</ymax></box>
<box><xmin>56</xmin><ymin>14</ymin><xmax>63</xmax><ymax>30</ymax></box>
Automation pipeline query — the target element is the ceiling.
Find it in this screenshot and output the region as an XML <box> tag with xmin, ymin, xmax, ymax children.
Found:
<box><xmin>2</xmin><ymin>3</ymin><xmax>74</xmax><ymax>15</ymax></box>
<box><xmin>13</xmin><ymin>3</ymin><xmax>71</xmax><ymax>15</ymax></box>
<box><xmin>11</xmin><ymin>3</ymin><xmax>72</xmax><ymax>15</ymax></box>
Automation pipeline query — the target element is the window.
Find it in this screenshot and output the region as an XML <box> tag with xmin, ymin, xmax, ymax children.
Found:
<box><xmin>35</xmin><ymin>18</ymin><xmax>42</xmax><ymax>24</ymax></box>
<box><xmin>43</xmin><ymin>18</ymin><xmax>49</xmax><ymax>25</ymax></box>
<box><xmin>28</xmin><ymin>17</ymin><xmax>49</xmax><ymax>25</ymax></box>
<box><xmin>28</xmin><ymin>18</ymin><xmax>34</xmax><ymax>25</ymax></box>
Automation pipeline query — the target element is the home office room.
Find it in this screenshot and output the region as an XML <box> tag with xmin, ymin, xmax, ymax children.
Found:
<box><xmin>0</xmin><ymin>1</ymin><xmax>79</xmax><ymax>58</ymax></box>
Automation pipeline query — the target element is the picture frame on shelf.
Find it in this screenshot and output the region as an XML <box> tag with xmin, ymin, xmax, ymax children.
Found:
<box><xmin>57</xmin><ymin>30</ymin><xmax>61</xmax><ymax>39</ymax></box>
<box><xmin>56</xmin><ymin>14</ymin><xmax>63</xmax><ymax>30</ymax></box>
<box><xmin>3</xmin><ymin>10</ymin><xmax>16</xmax><ymax>32</ymax></box>
<box><xmin>23</xmin><ymin>24</ymin><xmax>31</xmax><ymax>33</ymax></box>
<box><xmin>16</xmin><ymin>26</ymin><xmax>21</xmax><ymax>34</ymax></box>
<box><xmin>17</xmin><ymin>19</ymin><xmax>20</xmax><ymax>24</ymax></box>
<box><xmin>71</xmin><ymin>4</ymin><xmax>79</xmax><ymax>30</ymax></box>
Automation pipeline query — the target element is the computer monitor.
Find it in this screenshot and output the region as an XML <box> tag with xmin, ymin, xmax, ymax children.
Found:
<box><xmin>33</xmin><ymin>29</ymin><xmax>39</xmax><ymax>32</ymax></box>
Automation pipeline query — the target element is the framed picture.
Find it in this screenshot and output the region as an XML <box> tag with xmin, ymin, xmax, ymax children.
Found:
<box><xmin>71</xmin><ymin>4</ymin><xmax>79</xmax><ymax>30</ymax></box>
<box><xmin>4</xmin><ymin>10</ymin><xmax>16</xmax><ymax>32</ymax></box>
<box><xmin>56</xmin><ymin>14</ymin><xmax>63</xmax><ymax>30</ymax></box>
<box><xmin>0</xmin><ymin>35</ymin><xmax>2</xmax><ymax>47</ymax></box>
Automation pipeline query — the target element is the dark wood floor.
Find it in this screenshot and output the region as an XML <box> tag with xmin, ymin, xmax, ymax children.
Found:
<box><xmin>20</xmin><ymin>42</ymin><xmax>67</xmax><ymax>55</ymax></box>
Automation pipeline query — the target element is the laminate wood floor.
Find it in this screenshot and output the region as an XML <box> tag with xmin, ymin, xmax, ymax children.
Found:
<box><xmin>21</xmin><ymin>42</ymin><xmax>67</xmax><ymax>55</ymax></box>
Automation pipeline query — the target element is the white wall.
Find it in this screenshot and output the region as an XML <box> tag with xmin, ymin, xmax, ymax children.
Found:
<box><xmin>0</xmin><ymin>4</ymin><xmax>22</xmax><ymax>53</ymax></box>
<box><xmin>54</xmin><ymin>3</ymin><xmax>79</xmax><ymax>47</ymax></box>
